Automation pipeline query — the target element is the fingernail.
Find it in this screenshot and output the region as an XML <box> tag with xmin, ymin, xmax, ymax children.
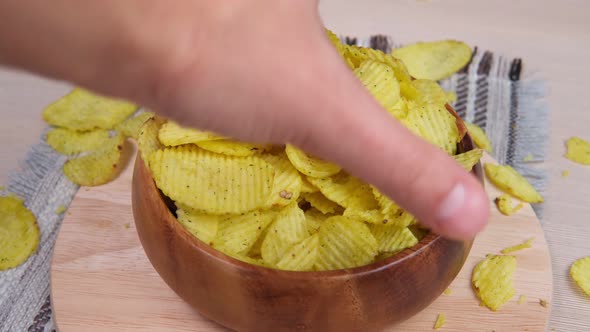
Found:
<box><xmin>437</xmin><ymin>183</ymin><xmax>465</xmax><ymax>221</ymax></box>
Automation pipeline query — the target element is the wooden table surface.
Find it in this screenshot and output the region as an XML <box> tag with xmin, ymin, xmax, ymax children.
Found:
<box><xmin>1</xmin><ymin>1</ymin><xmax>589</xmax><ymax>331</ymax></box>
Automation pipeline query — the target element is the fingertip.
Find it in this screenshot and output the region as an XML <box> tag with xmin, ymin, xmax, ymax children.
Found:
<box><xmin>432</xmin><ymin>174</ymin><xmax>490</xmax><ymax>241</ymax></box>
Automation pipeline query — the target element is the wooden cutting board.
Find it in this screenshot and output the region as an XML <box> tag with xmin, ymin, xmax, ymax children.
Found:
<box><xmin>51</xmin><ymin>149</ymin><xmax>553</xmax><ymax>331</ymax></box>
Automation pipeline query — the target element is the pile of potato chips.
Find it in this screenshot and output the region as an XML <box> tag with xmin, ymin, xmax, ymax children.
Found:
<box><xmin>135</xmin><ymin>30</ymin><xmax>487</xmax><ymax>271</ymax></box>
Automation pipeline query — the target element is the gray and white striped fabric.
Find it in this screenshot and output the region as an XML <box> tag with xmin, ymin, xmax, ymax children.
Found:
<box><xmin>0</xmin><ymin>35</ymin><xmax>549</xmax><ymax>332</ymax></box>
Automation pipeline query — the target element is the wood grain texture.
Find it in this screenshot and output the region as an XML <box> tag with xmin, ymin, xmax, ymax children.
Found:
<box><xmin>51</xmin><ymin>149</ymin><xmax>552</xmax><ymax>332</ymax></box>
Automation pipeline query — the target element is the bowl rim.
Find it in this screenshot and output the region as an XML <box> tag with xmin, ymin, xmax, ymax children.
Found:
<box><xmin>137</xmin><ymin>105</ymin><xmax>482</xmax><ymax>278</ymax></box>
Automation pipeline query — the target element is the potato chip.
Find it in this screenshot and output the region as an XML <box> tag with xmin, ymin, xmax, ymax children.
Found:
<box><xmin>304</xmin><ymin>208</ymin><xmax>327</xmax><ymax>234</ymax></box>
<box><xmin>410</xmin><ymin>79</ymin><xmax>448</xmax><ymax>107</ymax></box>
<box><xmin>301</xmin><ymin>192</ymin><xmax>340</xmax><ymax>214</ymax></box>
<box><xmin>325</xmin><ymin>29</ymin><xmax>354</xmax><ymax>69</ymax></box>
<box><xmin>232</xmin><ymin>254</ymin><xmax>270</xmax><ymax>267</ymax></box>
<box><xmin>354</xmin><ymin>60</ymin><xmax>400</xmax><ymax>111</ymax></box>
<box><xmin>46</xmin><ymin>128</ymin><xmax>110</xmax><ymax>155</ymax></box>
<box><xmin>372</xmin><ymin>187</ymin><xmax>400</xmax><ymax>215</ymax></box>
<box><xmin>212</xmin><ymin>210</ymin><xmax>276</xmax><ymax>255</ymax></box>
<box><xmin>446</xmin><ymin>91</ymin><xmax>458</xmax><ymax>104</ymax></box>
<box><xmin>150</xmin><ymin>145</ymin><xmax>275</xmax><ymax>214</ymax></box>
<box><xmin>501</xmin><ymin>238</ymin><xmax>534</xmax><ymax>254</ymax></box>
<box><xmin>452</xmin><ymin>148</ymin><xmax>483</xmax><ymax>171</ymax></box>
<box><xmin>472</xmin><ymin>254</ymin><xmax>517</xmax><ymax>311</ymax></box>
<box><xmin>261</xmin><ymin>153</ymin><xmax>302</xmax><ymax>207</ymax></box>
<box><xmin>196</xmin><ymin>139</ymin><xmax>270</xmax><ymax>157</ymax></box>
<box><xmin>369</xmin><ymin>224</ymin><xmax>418</xmax><ymax>253</ymax></box>
<box><xmin>63</xmin><ymin>134</ymin><xmax>124</xmax><ymax>186</ymax></box>
<box><xmin>565</xmin><ymin>136</ymin><xmax>590</xmax><ymax>165</ymax></box>
<box><xmin>276</xmin><ymin>233</ymin><xmax>319</xmax><ymax>271</ymax></box>
<box><xmin>261</xmin><ymin>202</ymin><xmax>308</xmax><ymax>265</ymax></box>
<box><xmin>402</xmin><ymin>104</ymin><xmax>459</xmax><ymax>155</ymax></box>
<box><xmin>115</xmin><ymin>111</ymin><xmax>154</xmax><ymax>139</ymax></box>
<box><xmin>248</xmin><ymin>225</ymin><xmax>270</xmax><ymax>257</ymax></box>
<box><xmin>433</xmin><ymin>313</ymin><xmax>446</xmax><ymax>330</ymax></box>
<box><xmin>343</xmin><ymin>44</ymin><xmax>413</xmax><ymax>86</ymax></box>
<box><xmin>176</xmin><ymin>208</ymin><xmax>220</xmax><ymax>245</ymax></box>
<box><xmin>494</xmin><ymin>194</ymin><xmax>524</xmax><ymax>216</ymax></box>
<box><xmin>158</xmin><ymin>121</ymin><xmax>224</xmax><ymax>146</ymax></box>
<box><xmin>465</xmin><ymin>122</ymin><xmax>492</xmax><ymax>153</ymax></box>
<box><xmin>137</xmin><ymin>116</ymin><xmax>166</xmax><ymax>168</ymax></box>
<box><xmin>539</xmin><ymin>299</ymin><xmax>548</xmax><ymax>308</ymax></box>
<box><xmin>307</xmin><ymin>173</ymin><xmax>363</xmax><ymax>208</ymax></box>
<box><xmin>517</xmin><ymin>294</ymin><xmax>527</xmax><ymax>304</ymax></box>
<box><xmin>346</xmin><ymin>184</ymin><xmax>380</xmax><ymax>210</ymax></box>
<box><xmin>300</xmin><ymin>176</ymin><xmax>319</xmax><ymax>193</ymax></box>
<box><xmin>570</xmin><ymin>257</ymin><xmax>590</xmax><ymax>297</ymax></box>
<box><xmin>391</xmin><ymin>40</ymin><xmax>472</xmax><ymax>81</ymax></box>
<box><xmin>316</xmin><ymin>216</ymin><xmax>377</xmax><ymax>270</ymax></box>
<box><xmin>562</xmin><ymin>170</ymin><xmax>570</xmax><ymax>178</ymax></box>
<box><xmin>484</xmin><ymin>164</ymin><xmax>543</xmax><ymax>203</ymax></box>
<box><xmin>443</xmin><ymin>288</ymin><xmax>452</xmax><ymax>296</ymax></box>
<box><xmin>43</xmin><ymin>88</ymin><xmax>138</xmax><ymax>130</ymax></box>
<box><xmin>285</xmin><ymin>145</ymin><xmax>341</xmax><ymax>178</ymax></box>
<box><xmin>0</xmin><ymin>196</ymin><xmax>39</xmax><ymax>270</ymax></box>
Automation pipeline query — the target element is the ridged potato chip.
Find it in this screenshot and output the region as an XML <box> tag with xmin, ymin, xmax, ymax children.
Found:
<box><xmin>570</xmin><ymin>257</ymin><xmax>590</xmax><ymax>297</ymax></box>
<box><xmin>176</xmin><ymin>208</ymin><xmax>220</xmax><ymax>244</ymax></box>
<box><xmin>484</xmin><ymin>163</ymin><xmax>543</xmax><ymax>203</ymax></box>
<box><xmin>0</xmin><ymin>196</ymin><xmax>40</xmax><ymax>270</ymax></box>
<box><xmin>196</xmin><ymin>139</ymin><xmax>270</xmax><ymax>157</ymax></box>
<box><xmin>307</xmin><ymin>173</ymin><xmax>363</xmax><ymax>208</ymax></box>
<box><xmin>137</xmin><ymin>116</ymin><xmax>166</xmax><ymax>168</ymax></box>
<box><xmin>63</xmin><ymin>134</ymin><xmax>124</xmax><ymax>186</ymax></box>
<box><xmin>466</xmin><ymin>122</ymin><xmax>493</xmax><ymax>153</ymax></box>
<box><xmin>300</xmin><ymin>177</ymin><xmax>319</xmax><ymax>193</ymax></box>
<box><xmin>150</xmin><ymin>145</ymin><xmax>275</xmax><ymax>214</ymax></box>
<box><xmin>276</xmin><ymin>233</ymin><xmax>319</xmax><ymax>271</ymax></box>
<box><xmin>453</xmin><ymin>148</ymin><xmax>483</xmax><ymax>171</ymax></box>
<box><xmin>501</xmin><ymin>238</ymin><xmax>534</xmax><ymax>254</ymax></box>
<box><xmin>410</xmin><ymin>79</ymin><xmax>448</xmax><ymax>107</ymax></box>
<box><xmin>370</xmin><ymin>224</ymin><xmax>418</xmax><ymax>253</ymax></box>
<box><xmin>158</xmin><ymin>121</ymin><xmax>224</xmax><ymax>146</ymax></box>
<box><xmin>285</xmin><ymin>145</ymin><xmax>341</xmax><ymax>178</ymax></box>
<box><xmin>43</xmin><ymin>88</ymin><xmax>138</xmax><ymax>130</ymax></box>
<box><xmin>261</xmin><ymin>153</ymin><xmax>302</xmax><ymax>207</ymax></box>
<box><xmin>354</xmin><ymin>60</ymin><xmax>400</xmax><ymax>111</ymax></box>
<box><xmin>316</xmin><ymin>216</ymin><xmax>378</xmax><ymax>270</ymax></box>
<box><xmin>46</xmin><ymin>128</ymin><xmax>110</xmax><ymax>155</ymax></box>
<box><xmin>342</xmin><ymin>44</ymin><xmax>414</xmax><ymax>87</ymax></box>
<box><xmin>372</xmin><ymin>187</ymin><xmax>400</xmax><ymax>215</ymax></box>
<box><xmin>446</xmin><ymin>91</ymin><xmax>458</xmax><ymax>104</ymax></box>
<box><xmin>304</xmin><ymin>208</ymin><xmax>327</xmax><ymax>233</ymax></box>
<box><xmin>495</xmin><ymin>194</ymin><xmax>524</xmax><ymax>216</ymax></box>
<box><xmin>565</xmin><ymin>136</ymin><xmax>590</xmax><ymax>165</ymax></box>
<box><xmin>301</xmin><ymin>192</ymin><xmax>340</xmax><ymax>214</ymax></box>
<box><xmin>472</xmin><ymin>254</ymin><xmax>517</xmax><ymax>311</ymax></box>
<box><xmin>402</xmin><ymin>104</ymin><xmax>459</xmax><ymax>155</ymax></box>
<box><xmin>212</xmin><ymin>210</ymin><xmax>276</xmax><ymax>255</ymax></box>
<box><xmin>325</xmin><ymin>29</ymin><xmax>354</xmax><ymax>69</ymax></box>
<box><xmin>261</xmin><ymin>202</ymin><xmax>308</xmax><ymax>265</ymax></box>
<box><xmin>344</xmin><ymin>185</ymin><xmax>387</xmax><ymax>223</ymax></box>
<box><xmin>115</xmin><ymin>111</ymin><xmax>154</xmax><ymax>139</ymax></box>
<box><xmin>391</xmin><ymin>40</ymin><xmax>472</xmax><ymax>81</ymax></box>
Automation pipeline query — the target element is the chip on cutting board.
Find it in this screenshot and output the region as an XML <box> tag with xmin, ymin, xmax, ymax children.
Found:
<box><xmin>43</xmin><ymin>88</ymin><xmax>138</xmax><ymax>130</ymax></box>
<box><xmin>63</xmin><ymin>134</ymin><xmax>125</xmax><ymax>186</ymax></box>
<box><xmin>501</xmin><ymin>238</ymin><xmax>534</xmax><ymax>254</ymax></box>
<box><xmin>465</xmin><ymin>122</ymin><xmax>493</xmax><ymax>153</ymax></box>
<box><xmin>484</xmin><ymin>164</ymin><xmax>543</xmax><ymax>203</ymax></box>
<box><xmin>495</xmin><ymin>194</ymin><xmax>524</xmax><ymax>216</ymax></box>
<box><xmin>565</xmin><ymin>136</ymin><xmax>590</xmax><ymax>165</ymax></box>
<box><xmin>285</xmin><ymin>144</ymin><xmax>341</xmax><ymax>178</ymax></box>
<box><xmin>391</xmin><ymin>40</ymin><xmax>472</xmax><ymax>81</ymax></box>
<box><xmin>316</xmin><ymin>216</ymin><xmax>378</xmax><ymax>270</ymax></box>
<box><xmin>149</xmin><ymin>145</ymin><xmax>275</xmax><ymax>215</ymax></box>
<box><xmin>570</xmin><ymin>257</ymin><xmax>590</xmax><ymax>297</ymax></box>
<box><xmin>46</xmin><ymin>128</ymin><xmax>110</xmax><ymax>155</ymax></box>
<box><xmin>472</xmin><ymin>254</ymin><xmax>517</xmax><ymax>311</ymax></box>
<box><xmin>0</xmin><ymin>196</ymin><xmax>40</xmax><ymax>270</ymax></box>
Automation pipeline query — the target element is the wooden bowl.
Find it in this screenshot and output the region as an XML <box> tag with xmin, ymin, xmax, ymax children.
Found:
<box><xmin>132</xmin><ymin>114</ymin><xmax>482</xmax><ymax>332</ymax></box>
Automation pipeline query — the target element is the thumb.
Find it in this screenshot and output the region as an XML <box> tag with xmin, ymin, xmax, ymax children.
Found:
<box><xmin>292</xmin><ymin>39</ymin><xmax>489</xmax><ymax>240</ymax></box>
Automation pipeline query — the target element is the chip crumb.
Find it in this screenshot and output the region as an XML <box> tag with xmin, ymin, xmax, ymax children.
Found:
<box><xmin>517</xmin><ymin>294</ymin><xmax>527</xmax><ymax>304</ymax></box>
<box><xmin>501</xmin><ymin>238</ymin><xmax>534</xmax><ymax>254</ymax></box>
<box><xmin>55</xmin><ymin>205</ymin><xmax>67</xmax><ymax>215</ymax></box>
<box><xmin>495</xmin><ymin>194</ymin><xmax>524</xmax><ymax>216</ymax></box>
<box><xmin>565</xmin><ymin>136</ymin><xmax>590</xmax><ymax>165</ymax></box>
<box><xmin>124</xmin><ymin>223</ymin><xmax>131</xmax><ymax>229</ymax></box>
<box><xmin>433</xmin><ymin>313</ymin><xmax>446</xmax><ymax>330</ymax></box>
<box><xmin>539</xmin><ymin>299</ymin><xmax>548</xmax><ymax>308</ymax></box>
<box><xmin>523</xmin><ymin>153</ymin><xmax>533</xmax><ymax>162</ymax></box>
<box><xmin>561</xmin><ymin>170</ymin><xmax>570</xmax><ymax>178</ymax></box>
<box><xmin>443</xmin><ymin>288</ymin><xmax>452</xmax><ymax>295</ymax></box>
